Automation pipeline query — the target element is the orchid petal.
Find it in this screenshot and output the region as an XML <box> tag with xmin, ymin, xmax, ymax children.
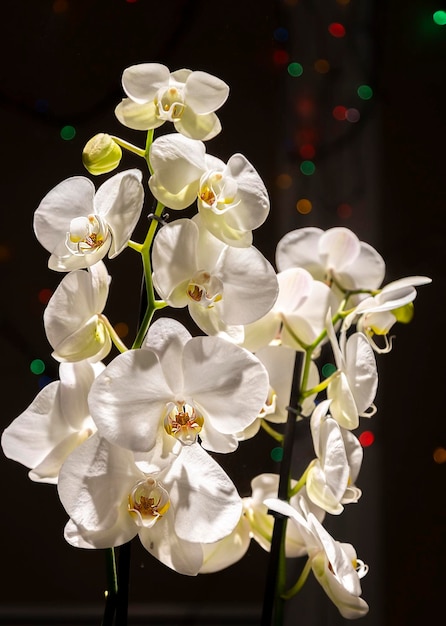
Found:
<box><xmin>89</xmin><ymin>349</ymin><xmax>171</xmax><ymax>452</ymax></box>
<box><xmin>121</xmin><ymin>63</ymin><xmax>170</xmax><ymax>102</ymax></box>
<box><xmin>95</xmin><ymin>169</ymin><xmax>144</xmax><ymax>257</ymax></box>
<box><xmin>183</xmin><ymin>71</ymin><xmax>229</xmax><ymax>114</ymax></box>
<box><xmin>115</xmin><ymin>98</ymin><xmax>163</xmax><ymax>131</ymax></box>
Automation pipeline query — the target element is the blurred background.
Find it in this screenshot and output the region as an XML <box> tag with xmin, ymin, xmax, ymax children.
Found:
<box><xmin>0</xmin><ymin>1</ymin><xmax>444</xmax><ymax>624</ymax></box>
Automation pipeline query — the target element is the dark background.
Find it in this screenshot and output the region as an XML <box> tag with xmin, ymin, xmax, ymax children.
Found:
<box><xmin>0</xmin><ymin>1</ymin><xmax>444</xmax><ymax>625</ymax></box>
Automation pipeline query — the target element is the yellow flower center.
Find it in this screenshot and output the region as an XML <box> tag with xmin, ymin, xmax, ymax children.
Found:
<box><xmin>128</xmin><ymin>477</ymin><xmax>170</xmax><ymax>528</ymax></box>
<box><xmin>164</xmin><ymin>402</ymin><xmax>204</xmax><ymax>445</ymax></box>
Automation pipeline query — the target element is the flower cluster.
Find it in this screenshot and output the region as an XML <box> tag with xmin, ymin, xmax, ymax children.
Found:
<box><xmin>1</xmin><ymin>62</ymin><xmax>430</xmax><ymax>621</ymax></box>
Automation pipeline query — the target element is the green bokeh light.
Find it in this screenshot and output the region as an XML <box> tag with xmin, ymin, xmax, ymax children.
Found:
<box><xmin>357</xmin><ymin>84</ymin><xmax>373</xmax><ymax>100</ymax></box>
<box><xmin>271</xmin><ymin>447</ymin><xmax>284</xmax><ymax>462</ymax></box>
<box><xmin>288</xmin><ymin>62</ymin><xmax>303</xmax><ymax>77</ymax></box>
<box><xmin>300</xmin><ymin>160</ymin><xmax>315</xmax><ymax>175</ymax></box>
<box><xmin>322</xmin><ymin>363</ymin><xmax>337</xmax><ymax>377</ymax></box>
<box><xmin>60</xmin><ymin>125</ymin><xmax>76</xmax><ymax>140</ymax></box>
<box><xmin>433</xmin><ymin>10</ymin><xmax>446</xmax><ymax>26</ymax></box>
<box><xmin>30</xmin><ymin>359</ymin><xmax>46</xmax><ymax>375</ymax></box>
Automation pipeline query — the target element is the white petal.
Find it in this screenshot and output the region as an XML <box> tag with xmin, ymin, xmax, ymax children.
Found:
<box><xmin>183</xmin><ymin>337</ymin><xmax>269</xmax><ymax>435</ymax></box>
<box><xmin>275</xmin><ymin>227</ymin><xmax>324</xmax><ymax>275</ymax></box>
<box><xmin>34</xmin><ymin>177</ymin><xmax>95</xmax><ymax>254</ymax></box>
<box><xmin>138</xmin><ymin>512</ymin><xmax>203</xmax><ymax>575</ymax></box>
<box><xmin>166</xmin><ymin>444</ymin><xmax>242</xmax><ymax>544</ymax></box>
<box><xmin>327</xmin><ymin>372</ymin><xmax>359</xmax><ymax>430</ymax></box>
<box><xmin>151</xmin><ymin>219</ymin><xmax>200</xmax><ymax>305</ymax></box>
<box><xmin>184</xmin><ymin>71</ymin><xmax>229</xmax><ymax>114</ymax></box>
<box><xmin>345</xmin><ymin>333</ymin><xmax>378</xmax><ymax>415</ymax></box>
<box><xmin>58</xmin><ymin>434</ymin><xmax>140</xmax><ymax>532</ymax></box>
<box><xmin>89</xmin><ymin>349</ymin><xmax>171</xmax><ymax>452</ymax></box>
<box><xmin>200</xmin><ymin>514</ymin><xmax>251</xmax><ymax>572</ymax></box>
<box><xmin>217</xmin><ymin>245</ymin><xmax>278</xmax><ymax>325</ymax></box>
<box><xmin>95</xmin><ymin>169</ymin><xmax>144</xmax><ymax>258</ymax></box>
<box><xmin>175</xmin><ymin>109</ymin><xmax>222</xmax><ymax>141</ymax></box>
<box><xmin>144</xmin><ymin>317</ymin><xmax>190</xmax><ymax>394</ymax></box>
<box><xmin>319</xmin><ymin>227</ymin><xmax>361</xmax><ymax>273</ymax></box>
<box><xmin>122</xmin><ymin>63</ymin><xmax>170</xmax><ymax>103</ymax></box>
<box><xmin>149</xmin><ymin>134</ymin><xmax>207</xmax><ymax>194</ymax></box>
<box><xmin>115</xmin><ymin>99</ymin><xmax>163</xmax><ymax>131</ymax></box>
<box><xmin>1</xmin><ymin>382</ymin><xmax>65</xmax><ymax>473</ymax></box>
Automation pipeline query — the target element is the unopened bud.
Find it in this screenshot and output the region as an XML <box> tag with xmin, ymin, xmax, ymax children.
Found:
<box><xmin>82</xmin><ymin>133</ymin><xmax>122</xmax><ymax>175</ymax></box>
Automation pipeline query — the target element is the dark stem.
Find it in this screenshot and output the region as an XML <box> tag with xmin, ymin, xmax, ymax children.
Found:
<box><xmin>115</xmin><ymin>542</ymin><xmax>132</xmax><ymax>626</ymax></box>
<box><xmin>101</xmin><ymin>548</ymin><xmax>118</xmax><ymax>626</ymax></box>
<box><xmin>260</xmin><ymin>351</ymin><xmax>304</xmax><ymax>626</ymax></box>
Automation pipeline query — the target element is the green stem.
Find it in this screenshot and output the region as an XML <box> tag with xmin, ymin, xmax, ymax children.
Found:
<box><xmin>131</xmin><ymin>200</ymin><xmax>167</xmax><ymax>350</ymax></box>
<box><xmin>282</xmin><ymin>557</ymin><xmax>312</xmax><ymax>600</ymax></box>
<box><xmin>260</xmin><ymin>420</ymin><xmax>284</xmax><ymax>443</ymax></box>
<box><xmin>110</xmin><ymin>136</ymin><xmax>146</xmax><ymax>158</ymax></box>
<box><xmin>99</xmin><ymin>314</ymin><xmax>129</xmax><ymax>354</ymax></box>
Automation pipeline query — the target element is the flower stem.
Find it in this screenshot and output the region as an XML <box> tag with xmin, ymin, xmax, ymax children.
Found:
<box><xmin>261</xmin><ymin>351</ymin><xmax>304</xmax><ymax>626</ymax></box>
<box><xmin>115</xmin><ymin>542</ymin><xmax>132</xmax><ymax>626</ymax></box>
<box><xmin>101</xmin><ymin>548</ymin><xmax>117</xmax><ymax>626</ymax></box>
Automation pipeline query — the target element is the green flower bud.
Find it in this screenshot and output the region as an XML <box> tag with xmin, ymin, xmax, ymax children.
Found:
<box><xmin>82</xmin><ymin>133</ymin><xmax>122</xmax><ymax>175</ymax></box>
<box><xmin>392</xmin><ymin>302</ymin><xmax>414</xmax><ymax>324</ymax></box>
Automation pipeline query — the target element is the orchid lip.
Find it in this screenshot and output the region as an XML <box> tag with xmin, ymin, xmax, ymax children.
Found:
<box><xmin>128</xmin><ymin>477</ymin><xmax>170</xmax><ymax>528</ymax></box>
<box><xmin>164</xmin><ymin>402</ymin><xmax>204</xmax><ymax>445</ymax></box>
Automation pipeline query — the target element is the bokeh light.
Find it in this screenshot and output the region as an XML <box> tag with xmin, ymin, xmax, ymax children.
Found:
<box><xmin>337</xmin><ymin>203</ymin><xmax>352</xmax><ymax>219</ymax></box>
<box><xmin>274</xmin><ymin>27</ymin><xmax>289</xmax><ymax>42</ymax></box>
<box><xmin>273</xmin><ymin>49</ymin><xmax>289</xmax><ymax>65</ymax></box>
<box><xmin>114</xmin><ymin>322</ymin><xmax>129</xmax><ymax>338</ymax></box>
<box><xmin>60</xmin><ymin>125</ymin><xmax>76</xmax><ymax>140</ymax></box>
<box><xmin>433</xmin><ymin>447</ymin><xmax>446</xmax><ymax>463</ymax></box>
<box><xmin>346</xmin><ymin>108</ymin><xmax>360</xmax><ymax>123</ymax></box>
<box><xmin>300</xmin><ymin>160</ymin><xmax>315</xmax><ymax>175</ymax></box>
<box><xmin>38</xmin><ymin>288</ymin><xmax>53</xmax><ymax>305</ymax></box>
<box><xmin>314</xmin><ymin>59</ymin><xmax>330</xmax><ymax>74</ymax></box>
<box><xmin>271</xmin><ymin>447</ymin><xmax>284</xmax><ymax>462</ymax></box>
<box><xmin>328</xmin><ymin>22</ymin><xmax>346</xmax><ymax>38</ymax></box>
<box><xmin>0</xmin><ymin>244</ymin><xmax>12</xmax><ymax>262</ymax></box>
<box><xmin>333</xmin><ymin>105</ymin><xmax>347</xmax><ymax>121</ymax></box>
<box><xmin>299</xmin><ymin>143</ymin><xmax>316</xmax><ymax>159</ymax></box>
<box><xmin>288</xmin><ymin>62</ymin><xmax>303</xmax><ymax>77</ymax></box>
<box><xmin>321</xmin><ymin>363</ymin><xmax>337</xmax><ymax>377</ymax></box>
<box><xmin>276</xmin><ymin>173</ymin><xmax>293</xmax><ymax>189</ymax></box>
<box><xmin>30</xmin><ymin>359</ymin><xmax>46</xmax><ymax>375</ymax></box>
<box><xmin>359</xmin><ymin>431</ymin><xmax>375</xmax><ymax>447</ymax></box>
<box><xmin>433</xmin><ymin>10</ymin><xmax>446</xmax><ymax>26</ymax></box>
<box><xmin>296</xmin><ymin>198</ymin><xmax>312</xmax><ymax>214</ymax></box>
<box><xmin>53</xmin><ymin>0</ymin><xmax>69</xmax><ymax>13</ymax></box>
<box><xmin>357</xmin><ymin>84</ymin><xmax>373</xmax><ymax>100</ymax></box>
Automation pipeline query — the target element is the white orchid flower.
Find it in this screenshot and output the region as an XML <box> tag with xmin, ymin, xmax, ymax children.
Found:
<box><xmin>44</xmin><ymin>261</ymin><xmax>112</xmax><ymax>363</ymax></box>
<box><xmin>152</xmin><ymin>215</ymin><xmax>278</xmax><ymax>340</ymax></box>
<box><xmin>34</xmin><ymin>169</ymin><xmax>144</xmax><ymax>272</ymax></box>
<box><xmin>58</xmin><ymin>433</ymin><xmax>242</xmax><ymax>575</ymax></box>
<box><xmin>276</xmin><ymin>227</ymin><xmax>385</xmax><ymax>295</ymax></box>
<box><xmin>306</xmin><ymin>400</ymin><xmax>363</xmax><ymax>514</ymax></box>
<box><xmin>241</xmin><ymin>268</ymin><xmax>338</xmax><ymax>353</ymax></box>
<box><xmin>199</xmin><ymin>473</ymin><xmax>325</xmax><ymax>573</ymax></box>
<box><xmin>326</xmin><ymin>314</ymin><xmax>378</xmax><ymax>430</ymax></box>
<box><xmin>1</xmin><ymin>360</ymin><xmax>103</xmax><ymax>484</ymax></box>
<box><xmin>343</xmin><ymin>276</ymin><xmax>432</xmax><ymax>353</ymax></box>
<box><xmin>148</xmin><ymin>133</ymin><xmax>270</xmax><ymax>247</ymax></box>
<box><xmin>115</xmin><ymin>63</ymin><xmax>229</xmax><ymax>141</ymax></box>
<box><xmin>88</xmin><ymin>317</ymin><xmax>269</xmax><ymax>454</ymax></box>
<box><xmin>265</xmin><ymin>497</ymin><xmax>369</xmax><ymax>619</ymax></box>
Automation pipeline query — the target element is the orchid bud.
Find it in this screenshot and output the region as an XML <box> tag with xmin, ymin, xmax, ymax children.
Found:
<box><xmin>82</xmin><ymin>133</ymin><xmax>122</xmax><ymax>175</ymax></box>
